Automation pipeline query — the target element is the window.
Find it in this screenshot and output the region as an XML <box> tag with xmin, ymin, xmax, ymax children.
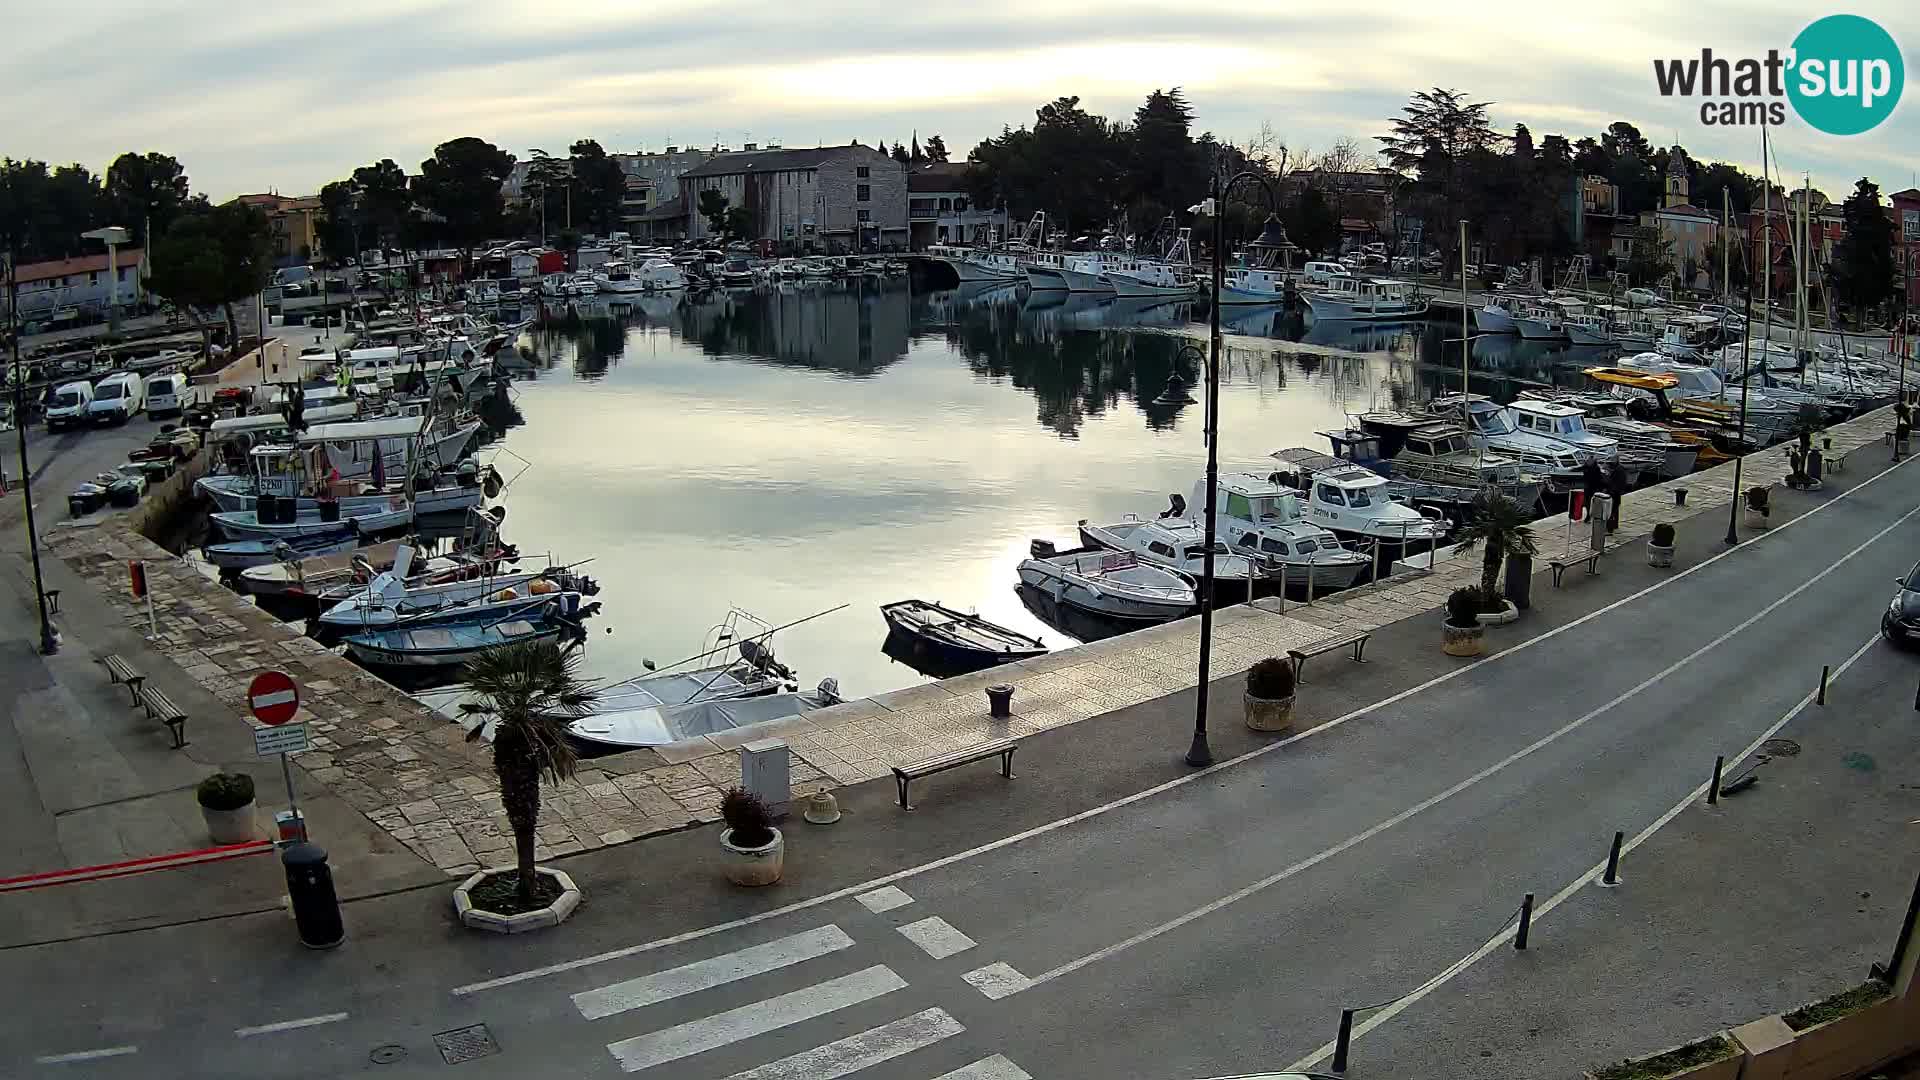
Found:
<box><xmin>1346</xmin><ymin>487</ymin><xmax>1371</xmax><ymax>507</ymax></box>
<box><xmin>857</xmin><ymin>184</ymin><xmax>870</xmax><ymax>202</ymax></box>
<box><xmin>1295</xmin><ymin>538</ymin><xmax>1319</xmax><ymax>554</ymax></box>
<box><xmin>955</xmin><ymin>197</ymin><xmax>968</xmax><ymax>213</ymax></box>
<box><xmin>856</xmin><ymin>166</ymin><xmax>869</xmax><ymax>178</ymax></box>
<box><xmin>856</xmin><ymin>209</ymin><xmax>870</xmax><ymax>223</ymax></box>
<box><xmin>1226</xmin><ymin>492</ymin><xmax>1252</xmax><ymax>519</ymax></box>
<box><xmin>1147</xmin><ymin>541</ymin><xmax>1176</xmax><ymax>558</ymax></box>
<box><xmin>96</xmin><ymin>381</ymin><xmax>124</xmax><ymax>400</ymax></box>
<box><xmin>89</xmin><ymin>271</ymin><xmax>99</xmax><ymax>284</ymax></box>
<box><xmin>938</xmin><ymin>198</ymin><xmax>952</xmax><ymax>213</ymax></box>
<box><xmin>1260</xmin><ymin>537</ymin><xmax>1290</xmax><ymax>555</ymax></box>
<box><xmin>1317</xmin><ymin>484</ymin><xmax>1346</xmax><ymax>506</ymax></box>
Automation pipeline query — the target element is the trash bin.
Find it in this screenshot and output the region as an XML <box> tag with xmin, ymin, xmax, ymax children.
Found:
<box><xmin>1504</xmin><ymin>552</ymin><xmax>1533</xmax><ymax>611</ymax></box>
<box><xmin>282</xmin><ymin>843</ymin><xmax>344</xmax><ymax>949</ymax></box>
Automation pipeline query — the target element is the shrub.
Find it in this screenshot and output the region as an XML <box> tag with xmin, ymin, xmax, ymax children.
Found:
<box><xmin>196</xmin><ymin>772</ymin><xmax>255</xmax><ymax>811</ymax></box>
<box><xmin>1591</xmin><ymin>1034</ymin><xmax>1736</xmax><ymax>1080</ymax></box>
<box><xmin>1246</xmin><ymin>657</ymin><xmax>1296</xmax><ymax>700</ymax></box>
<box><xmin>721</xmin><ymin>787</ymin><xmax>775</xmax><ymax>848</ymax></box>
<box><xmin>1651</xmin><ymin>522</ymin><xmax>1676</xmax><ymax>547</ymax></box>
<box><xmin>1446</xmin><ymin>587</ymin><xmax>1485</xmax><ymax>628</ymax></box>
<box><xmin>1782</xmin><ymin>979</ymin><xmax>1888</xmax><ymax>1031</ymax></box>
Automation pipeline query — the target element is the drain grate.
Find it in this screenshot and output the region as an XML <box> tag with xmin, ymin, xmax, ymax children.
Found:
<box><xmin>434</xmin><ymin>1024</ymin><xmax>500</xmax><ymax>1065</ymax></box>
<box><xmin>369</xmin><ymin>1045</ymin><xmax>407</xmax><ymax>1065</ymax></box>
<box><xmin>1762</xmin><ymin>738</ymin><xmax>1802</xmax><ymax>757</ymax></box>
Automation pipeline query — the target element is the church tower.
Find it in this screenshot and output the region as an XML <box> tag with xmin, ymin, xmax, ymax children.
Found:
<box><xmin>1664</xmin><ymin>146</ymin><xmax>1690</xmax><ymax>208</ymax></box>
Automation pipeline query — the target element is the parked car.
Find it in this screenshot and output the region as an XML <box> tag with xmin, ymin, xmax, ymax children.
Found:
<box><xmin>45</xmin><ymin>380</ymin><xmax>93</xmax><ymax>431</ymax></box>
<box><xmin>145</xmin><ymin>372</ymin><xmax>190</xmax><ymax>418</ymax></box>
<box><xmin>88</xmin><ymin>371</ymin><xmax>146</xmax><ymax>425</ymax></box>
<box><xmin>1625</xmin><ymin>287</ymin><xmax>1662</xmax><ymax>306</ymax></box>
<box><xmin>1882</xmin><ymin>561</ymin><xmax>1920</xmax><ymax>645</ymax></box>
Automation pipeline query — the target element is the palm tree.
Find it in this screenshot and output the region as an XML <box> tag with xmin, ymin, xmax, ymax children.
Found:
<box><xmin>459</xmin><ymin>640</ymin><xmax>599</xmax><ymax>904</ymax></box>
<box><xmin>1451</xmin><ymin>489</ymin><xmax>1539</xmax><ymax>602</ymax></box>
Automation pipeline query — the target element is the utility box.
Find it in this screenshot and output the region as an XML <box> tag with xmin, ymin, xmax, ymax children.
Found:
<box><xmin>740</xmin><ymin>738</ymin><xmax>792</xmax><ymax>813</ymax></box>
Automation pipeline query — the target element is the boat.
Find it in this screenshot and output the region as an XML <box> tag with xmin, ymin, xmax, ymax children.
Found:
<box><xmin>593</xmin><ymin>263</ymin><xmax>648</xmax><ymax>294</ymax></box>
<box><xmin>635</xmin><ymin>258</ymin><xmax>689</xmax><ymax>291</ymax></box>
<box><xmin>201</xmin><ymin>526</ymin><xmax>362</xmax><ymax>571</ymax></box>
<box><xmin>1188</xmin><ymin>474</ymin><xmax>1373</xmax><ymax>591</ymax></box>
<box><xmin>316</xmin><ymin>546</ymin><xmax>595</xmax><ymax>631</ymax></box>
<box><xmin>1218</xmin><ymin>228</ymin><xmax>1296</xmax><ymax>305</ymax></box>
<box><xmin>238</xmin><ymin>538</ymin><xmax>411</xmax><ymax>596</ymax></box>
<box><xmin>1513</xmin><ymin>302</ymin><xmax>1568</xmax><ymax>340</ymax></box>
<box><xmin>1302</xmin><ymin>277</ymin><xmax>1423</xmax><ymax>321</ymax></box>
<box><xmin>1023</xmin><ymin>250</ymin><xmax>1069</xmax><ymax>291</ymax></box>
<box><xmin>1502</xmin><ymin>399</ymin><xmax>1625</xmax><ymax>471</ymax></box>
<box><xmin>1425</xmin><ymin>395</ymin><xmax>1589</xmax><ymax>494</ymax></box>
<box><xmin>1101</xmin><ymin>228</ymin><xmax>1200</xmax><ymax>299</ymax></box>
<box><xmin>1055</xmin><ymin>252</ymin><xmax>1129</xmax><ymax>293</ymax></box>
<box><xmin>1514</xmin><ymin>389</ymin><xmax>1701</xmax><ymax>479</ymax></box>
<box><xmin>567</xmin><ymin>682</ymin><xmax>841</xmax><ymax>751</ymax></box>
<box><xmin>1477</xmin><ymin>295</ymin><xmax>1521</xmax><ymax>334</ymax></box>
<box><xmin>210</xmin><ymin>497</ymin><xmax>413</xmax><ymax>542</ymax></box>
<box><xmin>718</xmin><ymin>258</ymin><xmax>757</xmax><ymax>286</ymax></box>
<box><xmin>880</xmin><ymin>600</ymin><xmax>1048</xmax><ymax>674</ymax></box>
<box><xmin>1616</xmin><ymin>355</ymin><xmax>1805</xmax><ymax>443</ymax></box>
<box><xmin>1578</xmin><ymin>367</ymin><xmax>1746</xmax><ymax>461</ymax></box>
<box><xmin>1077</xmin><ymin>516</ymin><xmax>1265</xmax><ymax>600</ymax></box>
<box><xmin>1563</xmin><ymin>313</ymin><xmax>1614</xmax><ymax>347</ymax></box>
<box><xmin>1017</xmin><ymin>543</ymin><xmax>1197</xmax><ymax>621</ymax></box>
<box><xmin>1262</xmin><ymin>454</ymin><xmax>1452</xmax><ymax>556</ymax></box>
<box><xmin>343</xmin><ymin>598</ymin><xmax>590</xmax><ymax>669</ymax></box>
<box><xmin>1327</xmin><ymin>421</ymin><xmax>1546</xmax><ymax>512</ymax></box>
<box><xmin>298</xmin><ymin>415</ymin><xmax>483</xmax><ymax>484</ymax></box>
<box><xmin>197</xmin><ymin>443</ymin><xmax>487</xmax><ymax>519</ymax></box>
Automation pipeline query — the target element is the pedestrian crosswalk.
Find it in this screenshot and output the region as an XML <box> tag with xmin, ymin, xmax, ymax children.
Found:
<box><xmin>572</xmin><ymin>905</ymin><xmax>1034</xmax><ymax>1078</ymax></box>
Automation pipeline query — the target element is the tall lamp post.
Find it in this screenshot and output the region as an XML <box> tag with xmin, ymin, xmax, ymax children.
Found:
<box><xmin>1186</xmin><ymin>169</ymin><xmax>1284</xmax><ymax>768</ymax></box>
<box><xmin>7</xmin><ymin>244</ymin><xmax>60</xmax><ymax>654</ymax></box>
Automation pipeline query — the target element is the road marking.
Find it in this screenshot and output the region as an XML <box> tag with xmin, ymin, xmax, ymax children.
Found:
<box><xmin>855</xmin><ymin>886</ymin><xmax>914</xmax><ymax>913</ymax></box>
<box><xmin>605</xmin><ymin>964</ymin><xmax>906</xmax><ymax>1073</ymax></box>
<box><xmin>34</xmin><ymin>1046</ymin><xmax>138</xmax><ymax>1064</ymax></box>
<box><xmin>721</xmin><ymin>1007</ymin><xmax>963</xmax><ymax>1080</ymax></box>
<box><xmin>450</xmin><ymin>447</ymin><xmax>1915</xmax><ymax>997</ymax></box>
<box><xmin>897</xmin><ymin>916</ymin><xmax>976</xmax><ymax>959</ymax></box>
<box><xmin>234</xmin><ymin>1012</ymin><xmax>349</xmax><ymax>1037</ymax></box>
<box><xmin>574</xmin><ymin>925</ymin><xmax>855</xmax><ymax>1021</ymax></box>
<box><xmin>1283</xmin><ymin>626</ymin><xmax>1888</xmax><ymax>1073</ymax></box>
<box><xmin>1012</xmin><ymin>498</ymin><xmax>1920</xmax><ymax>995</ymax></box>
<box><xmin>934</xmin><ymin>1055</ymin><xmax>1036</xmax><ymax>1080</ymax></box>
<box><xmin>962</xmin><ymin>962</ymin><xmax>1031</xmax><ymax>1000</ymax></box>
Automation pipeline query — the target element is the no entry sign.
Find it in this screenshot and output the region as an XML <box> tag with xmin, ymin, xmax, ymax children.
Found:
<box><xmin>248</xmin><ymin>671</ymin><xmax>300</xmax><ymax>726</ymax></box>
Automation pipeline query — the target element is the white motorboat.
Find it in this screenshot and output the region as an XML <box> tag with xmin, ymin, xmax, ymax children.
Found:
<box><xmin>1189</xmin><ymin>474</ymin><xmax>1371</xmax><ymax>591</ymax></box>
<box><xmin>211</xmin><ymin>500</ymin><xmax>413</xmax><ymax>542</ymax></box>
<box><xmin>1017</xmin><ymin>544</ymin><xmax>1197</xmax><ymax>621</ymax></box>
<box><xmin>1516</xmin><ymin>389</ymin><xmax>1700</xmax><ymax>479</ymax></box>
<box><xmin>1302</xmin><ymin>277</ymin><xmax>1424</xmax><ymax>321</ymax></box>
<box><xmin>594</xmin><ymin>263</ymin><xmax>648</xmax><ymax>294</ymax></box>
<box><xmin>316</xmin><ymin>547</ymin><xmax>581</xmax><ymax>631</ymax></box>
<box><xmin>636</xmin><ymin>258</ymin><xmax>688</xmax><ymax>291</ymax></box>
<box><xmin>1504</xmin><ymin>399</ymin><xmax>1623</xmax><ymax>467</ymax></box>
<box><xmin>1056</xmin><ymin>252</ymin><xmax>1128</xmax><ymax>293</ymax></box>
<box><xmin>1262</xmin><ymin>456</ymin><xmax>1452</xmax><ymax>554</ymax></box>
<box><xmin>1330</xmin><ymin>421</ymin><xmax>1547</xmax><ymax>513</ymax></box>
<box><xmin>1077</xmin><ymin>516</ymin><xmax>1263</xmax><ymax>597</ymax></box>
<box><xmin>567</xmin><ymin>683</ymin><xmax>841</xmax><ymax>751</ymax></box>
<box><xmin>1654</xmin><ymin>315</ymin><xmax>1721</xmax><ymax>360</ymax></box>
<box><xmin>301</xmin><ymin>415</ymin><xmax>483</xmax><ymax>484</ymax></box>
<box><xmin>1428</xmin><ymin>395</ymin><xmax>1588</xmax><ymax>493</ymax></box>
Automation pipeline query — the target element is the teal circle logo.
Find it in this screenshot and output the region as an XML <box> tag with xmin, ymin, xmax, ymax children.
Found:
<box><xmin>1787</xmin><ymin>15</ymin><xmax>1903</xmax><ymax>135</ymax></box>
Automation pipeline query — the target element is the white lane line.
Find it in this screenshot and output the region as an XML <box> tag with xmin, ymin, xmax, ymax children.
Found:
<box><xmin>606</xmin><ymin>964</ymin><xmax>906</xmax><ymax>1073</ymax></box>
<box><xmin>34</xmin><ymin>1046</ymin><xmax>138</xmax><ymax>1064</ymax></box>
<box><xmin>721</xmin><ymin>1007</ymin><xmax>963</xmax><ymax>1080</ymax></box>
<box><xmin>234</xmin><ymin>1012</ymin><xmax>349</xmax><ymax>1037</ymax></box>
<box><xmin>1012</xmin><ymin>497</ymin><xmax>1920</xmax><ymax>994</ymax></box>
<box><xmin>1282</xmin><ymin>626</ymin><xmax>1887</xmax><ymax>1073</ymax></box>
<box><xmin>451</xmin><ymin>449</ymin><xmax>1915</xmax><ymax>997</ymax></box>
<box><xmin>574</xmin><ymin>925</ymin><xmax>855</xmax><ymax>1021</ymax></box>
<box><xmin>962</xmin><ymin>962</ymin><xmax>1032</xmax><ymax>1000</ymax></box>
<box><xmin>855</xmin><ymin>886</ymin><xmax>915</xmax><ymax>913</ymax></box>
<box><xmin>896</xmin><ymin>916</ymin><xmax>977</xmax><ymax>960</ymax></box>
<box><xmin>934</xmin><ymin>1055</ymin><xmax>1036</xmax><ymax>1080</ymax></box>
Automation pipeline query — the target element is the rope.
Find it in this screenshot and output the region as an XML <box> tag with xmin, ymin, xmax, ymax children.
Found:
<box><xmin>1349</xmin><ymin>902</ymin><xmax>1526</xmax><ymax>1015</ymax></box>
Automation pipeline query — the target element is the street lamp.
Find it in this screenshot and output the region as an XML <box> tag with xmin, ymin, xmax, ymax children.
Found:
<box><xmin>7</xmin><ymin>244</ymin><xmax>59</xmax><ymax>654</ymax></box>
<box><xmin>1185</xmin><ymin>169</ymin><xmax>1282</xmax><ymax>768</ymax></box>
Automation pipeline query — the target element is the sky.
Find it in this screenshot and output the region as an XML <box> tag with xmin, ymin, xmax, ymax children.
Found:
<box><xmin>2</xmin><ymin>0</ymin><xmax>1915</xmax><ymax>203</ymax></box>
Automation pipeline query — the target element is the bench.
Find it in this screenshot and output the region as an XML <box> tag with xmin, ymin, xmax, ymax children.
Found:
<box><xmin>137</xmin><ymin>685</ymin><xmax>189</xmax><ymax>749</ymax></box>
<box><xmin>1287</xmin><ymin>631</ymin><xmax>1372</xmax><ymax>682</ymax></box>
<box><xmin>100</xmin><ymin>654</ymin><xmax>145</xmax><ymax>704</ymax></box>
<box><xmin>1548</xmin><ymin>551</ymin><xmax>1602</xmax><ymax>587</ymax></box>
<box><xmin>893</xmin><ymin>739</ymin><xmax>1015</xmax><ymax>810</ymax></box>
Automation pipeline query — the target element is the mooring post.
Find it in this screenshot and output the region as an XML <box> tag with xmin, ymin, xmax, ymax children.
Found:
<box><xmin>1601</xmin><ymin>830</ymin><xmax>1624</xmax><ymax>886</ymax></box>
<box><xmin>1818</xmin><ymin>664</ymin><xmax>1830</xmax><ymax>705</ymax></box>
<box><xmin>1331</xmin><ymin>1008</ymin><xmax>1356</xmax><ymax>1073</ymax></box>
<box><xmin>1708</xmin><ymin>755</ymin><xmax>1725</xmax><ymax>806</ymax></box>
<box><xmin>1515</xmin><ymin>892</ymin><xmax>1534</xmax><ymax>950</ymax></box>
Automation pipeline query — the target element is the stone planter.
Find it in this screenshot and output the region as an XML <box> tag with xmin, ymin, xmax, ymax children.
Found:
<box><xmin>721</xmin><ymin>826</ymin><xmax>785</xmax><ymax>887</ymax></box>
<box><xmin>1648</xmin><ymin>542</ymin><xmax>1675</xmax><ymax>568</ymax></box>
<box><xmin>1744</xmin><ymin>508</ymin><xmax>1770</xmax><ymax>530</ymax></box>
<box><xmin>1476</xmin><ymin>600</ymin><xmax>1519</xmax><ymax>626</ymax></box>
<box><xmin>1244</xmin><ymin>691</ymin><xmax>1295</xmax><ymax>732</ymax></box>
<box><xmin>453</xmin><ymin>866</ymin><xmax>582</xmax><ymax>933</ymax></box>
<box><xmin>201</xmin><ymin>802</ymin><xmax>257</xmax><ymax>845</ymax></box>
<box><xmin>1442</xmin><ymin>620</ymin><xmax>1485</xmax><ymax>657</ymax></box>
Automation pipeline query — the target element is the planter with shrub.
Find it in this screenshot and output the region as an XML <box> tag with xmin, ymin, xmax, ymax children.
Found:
<box><xmin>1585</xmin><ymin>1033</ymin><xmax>1740</xmax><ymax>1080</ymax></box>
<box><xmin>1743</xmin><ymin>486</ymin><xmax>1770</xmax><ymax>529</ymax></box>
<box><xmin>1442</xmin><ymin>588</ymin><xmax>1487</xmax><ymax>657</ymax></box>
<box><xmin>1647</xmin><ymin>522</ymin><xmax>1676</xmax><ymax>568</ymax></box>
<box><xmin>197</xmin><ymin>772</ymin><xmax>257</xmax><ymax>844</ymax></box>
<box><xmin>720</xmin><ymin>787</ymin><xmax>784</xmax><ymax>887</ymax></box>
<box><xmin>1244</xmin><ymin>657</ymin><xmax>1296</xmax><ymax>732</ymax></box>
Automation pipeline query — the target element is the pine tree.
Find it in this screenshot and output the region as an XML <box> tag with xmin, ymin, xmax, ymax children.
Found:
<box><xmin>1830</xmin><ymin>178</ymin><xmax>1896</xmax><ymax>326</ymax></box>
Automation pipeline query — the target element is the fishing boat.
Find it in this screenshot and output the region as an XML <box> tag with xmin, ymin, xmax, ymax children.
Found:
<box><xmin>1477</xmin><ymin>295</ymin><xmax>1521</xmax><ymax>334</ymax></box>
<box><xmin>343</xmin><ymin>598</ymin><xmax>590</xmax><ymax>669</ymax></box>
<box><xmin>1563</xmin><ymin>313</ymin><xmax>1614</xmax><ymax>347</ymax></box>
<box><xmin>238</xmin><ymin>538</ymin><xmax>411</xmax><ymax>596</ymax></box>
<box><xmin>197</xmin><ymin>444</ymin><xmax>487</xmax><ymax>519</ymax></box>
<box><xmin>201</xmin><ymin>526</ymin><xmax>362</xmax><ymax>571</ymax></box>
<box><xmin>1102</xmin><ymin>228</ymin><xmax>1200</xmax><ymax>299</ymax></box>
<box><xmin>1077</xmin><ymin>516</ymin><xmax>1264</xmax><ymax>600</ymax></box>
<box><xmin>1055</xmin><ymin>251</ymin><xmax>1131</xmax><ymax>293</ymax></box>
<box><xmin>1513</xmin><ymin>301</ymin><xmax>1568</xmax><ymax>341</ymax></box>
<box><xmin>1186</xmin><ymin>475</ymin><xmax>1372</xmax><ymax>591</ymax></box>
<box><xmin>1024</xmin><ymin>250</ymin><xmax>1069</xmax><ymax>290</ymax></box>
<box><xmin>567</xmin><ymin>681</ymin><xmax>841</xmax><ymax>751</ymax></box>
<box><xmin>210</xmin><ymin>496</ymin><xmax>413</xmax><ymax>542</ymax></box>
<box><xmin>300</xmin><ymin>415</ymin><xmax>483</xmax><ymax>483</ymax></box>
<box><xmin>880</xmin><ymin>600</ymin><xmax>1048</xmax><ymax>674</ymax></box>
<box><xmin>1302</xmin><ymin>277</ymin><xmax>1423</xmax><ymax>321</ymax></box>
<box><xmin>1017</xmin><ymin>543</ymin><xmax>1197</xmax><ymax>621</ymax></box>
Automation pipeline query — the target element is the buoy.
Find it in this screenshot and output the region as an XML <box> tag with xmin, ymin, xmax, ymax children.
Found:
<box><xmin>493</xmin><ymin>587</ymin><xmax>518</xmax><ymax>601</ymax></box>
<box><xmin>529</xmin><ymin>579</ymin><xmax>558</xmax><ymax>595</ymax></box>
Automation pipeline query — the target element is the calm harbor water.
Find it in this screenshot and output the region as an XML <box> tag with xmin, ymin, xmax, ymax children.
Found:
<box><xmin>485</xmin><ymin>281</ymin><xmax>1617</xmax><ymax>700</ymax></box>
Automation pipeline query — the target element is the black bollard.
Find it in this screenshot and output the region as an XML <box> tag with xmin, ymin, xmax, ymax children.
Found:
<box><xmin>1515</xmin><ymin>893</ymin><xmax>1534</xmax><ymax>950</ymax></box>
<box><xmin>1331</xmin><ymin>1008</ymin><xmax>1356</xmax><ymax>1073</ymax></box>
<box><xmin>282</xmin><ymin>842</ymin><xmax>345</xmax><ymax>949</ymax></box>
<box><xmin>1601</xmin><ymin>831</ymin><xmax>1624</xmax><ymax>887</ymax></box>
<box><xmin>1708</xmin><ymin>755</ymin><xmax>1725</xmax><ymax>806</ymax></box>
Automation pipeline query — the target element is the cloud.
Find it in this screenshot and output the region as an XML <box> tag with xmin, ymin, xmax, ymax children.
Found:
<box><xmin>1</xmin><ymin>0</ymin><xmax>1912</xmax><ymax>199</ymax></box>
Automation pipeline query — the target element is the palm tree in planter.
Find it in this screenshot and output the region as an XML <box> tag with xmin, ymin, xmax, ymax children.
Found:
<box><xmin>459</xmin><ymin>640</ymin><xmax>600</xmax><ymax>911</ymax></box>
<box><xmin>1450</xmin><ymin>489</ymin><xmax>1538</xmax><ymax>623</ymax></box>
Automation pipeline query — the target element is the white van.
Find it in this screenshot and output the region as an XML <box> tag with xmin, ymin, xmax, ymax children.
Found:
<box><xmin>146</xmin><ymin>372</ymin><xmax>190</xmax><ymax>418</ymax></box>
<box><xmin>46</xmin><ymin>381</ymin><xmax>93</xmax><ymax>431</ymax></box>
<box><xmin>1302</xmin><ymin>261</ymin><xmax>1351</xmax><ymax>287</ymax></box>
<box><xmin>88</xmin><ymin>371</ymin><xmax>146</xmax><ymax>425</ymax></box>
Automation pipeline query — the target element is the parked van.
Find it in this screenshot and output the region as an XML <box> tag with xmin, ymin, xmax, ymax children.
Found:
<box><xmin>146</xmin><ymin>372</ymin><xmax>190</xmax><ymax>418</ymax></box>
<box><xmin>1302</xmin><ymin>261</ymin><xmax>1352</xmax><ymax>287</ymax></box>
<box><xmin>88</xmin><ymin>371</ymin><xmax>146</xmax><ymax>425</ymax></box>
<box><xmin>46</xmin><ymin>380</ymin><xmax>94</xmax><ymax>431</ymax></box>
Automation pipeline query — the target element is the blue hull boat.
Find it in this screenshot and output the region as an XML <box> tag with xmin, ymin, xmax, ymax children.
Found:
<box><xmin>202</xmin><ymin>526</ymin><xmax>361</xmax><ymax>571</ymax></box>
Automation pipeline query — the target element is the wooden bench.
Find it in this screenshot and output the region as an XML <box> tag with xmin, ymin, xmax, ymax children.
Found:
<box><xmin>1287</xmin><ymin>631</ymin><xmax>1372</xmax><ymax>682</ymax></box>
<box><xmin>137</xmin><ymin>685</ymin><xmax>189</xmax><ymax>749</ymax></box>
<box><xmin>1548</xmin><ymin>551</ymin><xmax>1602</xmax><ymax>587</ymax></box>
<box><xmin>893</xmin><ymin>739</ymin><xmax>1015</xmax><ymax>810</ymax></box>
<box><xmin>100</xmin><ymin>654</ymin><xmax>145</xmax><ymax>704</ymax></box>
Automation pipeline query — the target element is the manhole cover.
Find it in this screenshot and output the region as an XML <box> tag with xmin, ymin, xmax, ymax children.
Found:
<box><xmin>369</xmin><ymin>1045</ymin><xmax>407</xmax><ymax>1065</ymax></box>
<box><xmin>434</xmin><ymin>1024</ymin><xmax>500</xmax><ymax>1065</ymax></box>
<box><xmin>1763</xmin><ymin>738</ymin><xmax>1802</xmax><ymax>757</ymax></box>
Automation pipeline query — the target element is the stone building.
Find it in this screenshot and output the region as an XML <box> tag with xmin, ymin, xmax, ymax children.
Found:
<box><xmin>677</xmin><ymin>144</ymin><xmax>908</xmax><ymax>253</ymax></box>
<box><xmin>907</xmin><ymin>162</ymin><xmax>1006</xmax><ymax>249</ymax></box>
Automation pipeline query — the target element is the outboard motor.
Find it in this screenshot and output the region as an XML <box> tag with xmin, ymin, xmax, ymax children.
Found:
<box><xmin>1160</xmin><ymin>493</ymin><xmax>1187</xmax><ymax>519</ymax></box>
<box><xmin>1029</xmin><ymin>538</ymin><xmax>1057</xmax><ymax>559</ymax></box>
<box><xmin>457</xmin><ymin>459</ymin><xmax>481</xmax><ymax>487</ymax></box>
<box><xmin>816</xmin><ymin>678</ymin><xmax>842</xmax><ymax>706</ymax></box>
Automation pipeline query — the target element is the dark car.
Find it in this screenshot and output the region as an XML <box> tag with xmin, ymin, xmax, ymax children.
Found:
<box><xmin>1882</xmin><ymin>561</ymin><xmax>1920</xmax><ymax>643</ymax></box>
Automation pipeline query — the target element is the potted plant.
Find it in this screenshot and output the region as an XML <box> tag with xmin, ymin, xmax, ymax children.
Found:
<box><xmin>720</xmin><ymin>787</ymin><xmax>784</xmax><ymax>887</ymax></box>
<box><xmin>1442</xmin><ymin>587</ymin><xmax>1487</xmax><ymax>657</ymax></box>
<box><xmin>1451</xmin><ymin>490</ymin><xmax>1536</xmax><ymax>625</ymax></box>
<box><xmin>1744</xmin><ymin>486</ymin><xmax>1770</xmax><ymax>529</ymax></box>
<box><xmin>197</xmin><ymin>772</ymin><xmax>257</xmax><ymax>844</ymax></box>
<box><xmin>1647</xmin><ymin>522</ymin><xmax>1676</xmax><ymax>568</ymax></box>
<box><xmin>1244</xmin><ymin>657</ymin><xmax>1296</xmax><ymax>732</ymax></box>
<box><xmin>1585</xmin><ymin>1033</ymin><xmax>1741</xmax><ymax>1080</ymax></box>
<box><xmin>450</xmin><ymin>639</ymin><xmax>599</xmax><ymax>932</ymax></box>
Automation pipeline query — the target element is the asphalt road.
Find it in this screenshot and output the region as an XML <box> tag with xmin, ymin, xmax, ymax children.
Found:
<box><xmin>1</xmin><ymin>411</ymin><xmax>168</xmax><ymax>543</ymax></box>
<box><xmin>4</xmin><ymin>453</ymin><xmax>1919</xmax><ymax>1079</ymax></box>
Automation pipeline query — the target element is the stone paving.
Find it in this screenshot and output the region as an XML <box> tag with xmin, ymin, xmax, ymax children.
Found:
<box><xmin>42</xmin><ymin>404</ymin><xmax>1902</xmax><ymax>875</ymax></box>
